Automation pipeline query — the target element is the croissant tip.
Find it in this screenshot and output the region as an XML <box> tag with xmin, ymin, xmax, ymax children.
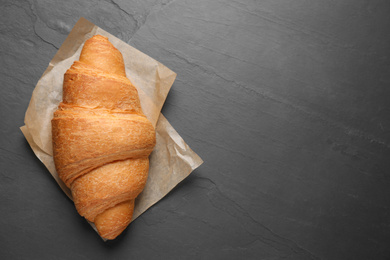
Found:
<box><xmin>90</xmin><ymin>34</ymin><xmax>109</xmax><ymax>42</ymax></box>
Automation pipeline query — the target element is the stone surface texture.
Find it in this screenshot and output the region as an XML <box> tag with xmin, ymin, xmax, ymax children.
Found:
<box><xmin>1</xmin><ymin>0</ymin><xmax>390</xmax><ymax>259</ymax></box>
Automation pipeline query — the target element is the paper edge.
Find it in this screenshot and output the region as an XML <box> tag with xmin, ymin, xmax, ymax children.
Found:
<box><xmin>20</xmin><ymin>125</ymin><xmax>72</xmax><ymax>200</ymax></box>
<box><xmin>132</xmin><ymin>114</ymin><xmax>204</xmax><ymax>221</ymax></box>
<box><xmin>23</xmin><ymin>17</ymin><xmax>98</xmax><ymax>154</ymax></box>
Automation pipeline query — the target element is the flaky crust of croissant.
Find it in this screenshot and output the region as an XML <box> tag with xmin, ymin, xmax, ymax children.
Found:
<box><xmin>52</xmin><ymin>35</ymin><xmax>156</xmax><ymax>240</ymax></box>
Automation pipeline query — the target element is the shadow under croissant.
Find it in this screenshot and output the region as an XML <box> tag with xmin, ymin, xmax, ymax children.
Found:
<box><xmin>100</xmin><ymin>216</ymin><xmax>137</xmax><ymax>247</ymax></box>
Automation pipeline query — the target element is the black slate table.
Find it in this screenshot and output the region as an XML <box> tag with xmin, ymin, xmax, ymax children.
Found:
<box><xmin>1</xmin><ymin>1</ymin><xmax>390</xmax><ymax>259</ymax></box>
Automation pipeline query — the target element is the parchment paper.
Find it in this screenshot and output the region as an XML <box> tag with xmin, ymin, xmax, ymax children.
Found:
<box><xmin>20</xmin><ymin>17</ymin><xmax>203</xmax><ymax>238</ymax></box>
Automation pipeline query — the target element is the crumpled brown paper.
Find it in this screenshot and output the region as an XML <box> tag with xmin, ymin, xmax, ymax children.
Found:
<box><xmin>20</xmin><ymin>17</ymin><xmax>203</xmax><ymax>238</ymax></box>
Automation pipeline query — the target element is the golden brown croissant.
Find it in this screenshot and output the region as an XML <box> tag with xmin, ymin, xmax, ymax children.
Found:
<box><xmin>51</xmin><ymin>35</ymin><xmax>156</xmax><ymax>239</ymax></box>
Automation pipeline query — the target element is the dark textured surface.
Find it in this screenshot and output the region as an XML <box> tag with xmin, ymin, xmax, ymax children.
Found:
<box><xmin>1</xmin><ymin>0</ymin><xmax>390</xmax><ymax>259</ymax></box>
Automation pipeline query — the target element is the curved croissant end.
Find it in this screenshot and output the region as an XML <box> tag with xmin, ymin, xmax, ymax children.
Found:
<box><xmin>52</xmin><ymin>35</ymin><xmax>156</xmax><ymax>239</ymax></box>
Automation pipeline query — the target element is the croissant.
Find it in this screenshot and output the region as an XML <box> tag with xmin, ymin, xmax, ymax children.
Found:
<box><xmin>51</xmin><ymin>35</ymin><xmax>156</xmax><ymax>239</ymax></box>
